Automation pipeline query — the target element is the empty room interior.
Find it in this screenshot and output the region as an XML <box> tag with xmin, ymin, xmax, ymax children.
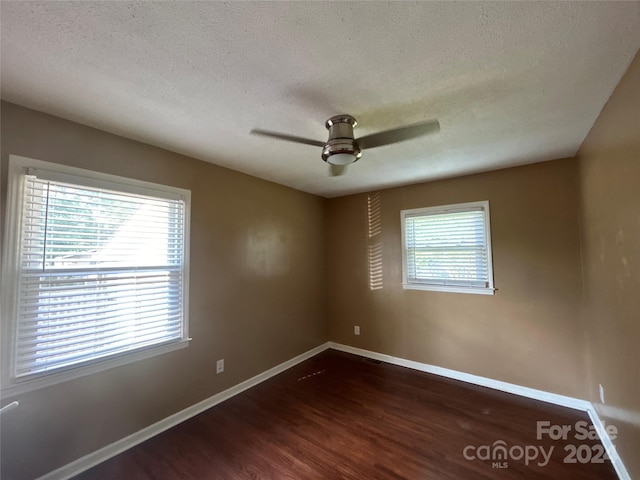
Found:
<box><xmin>0</xmin><ymin>2</ymin><xmax>639</xmax><ymax>480</ymax></box>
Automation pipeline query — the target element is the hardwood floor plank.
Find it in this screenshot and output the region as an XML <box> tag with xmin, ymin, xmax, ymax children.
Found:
<box><xmin>73</xmin><ymin>350</ymin><xmax>618</xmax><ymax>480</ymax></box>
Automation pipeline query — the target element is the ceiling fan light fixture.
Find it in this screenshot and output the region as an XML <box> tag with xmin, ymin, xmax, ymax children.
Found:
<box><xmin>322</xmin><ymin>141</ymin><xmax>362</xmax><ymax>167</ymax></box>
<box><xmin>322</xmin><ymin>142</ymin><xmax>362</xmax><ymax>165</ymax></box>
<box><xmin>327</xmin><ymin>152</ymin><xmax>358</xmax><ymax>166</ymax></box>
<box><xmin>321</xmin><ymin>114</ymin><xmax>362</xmax><ymax>165</ymax></box>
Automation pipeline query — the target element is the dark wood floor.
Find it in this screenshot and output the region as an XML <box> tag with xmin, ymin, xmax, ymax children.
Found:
<box><xmin>74</xmin><ymin>350</ymin><xmax>617</xmax><ymax>479</ymax></box>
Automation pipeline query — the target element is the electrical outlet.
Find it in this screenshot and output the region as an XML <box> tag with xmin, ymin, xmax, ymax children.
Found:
<box><xmin>216</xmin><ymin>359</ymin><xmax>224</xmax><ymax>374</ymax></box>
<box><xmin>599</xmin><ymin>384</ymin><xmax>605</xmax><ymax>404</ymax></box>
<box><xmin>354</xmin><ymin>325</ymin><xmax>360</xmax><ymax>335</ymax></box>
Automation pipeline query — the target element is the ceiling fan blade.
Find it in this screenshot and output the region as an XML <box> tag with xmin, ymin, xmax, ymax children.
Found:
<box><xmin>329</xmin><ymin>164</ymin><xmax>348</xmax><ymax>176</ymax></box>
<box><xmin>356</xmin><ymin>120</ymin><xmax>440</xmax><ymax>149</ymax></box>
<box><xmin>250</xmin><ymin>129</ymin><xmax>325</xmax><ymax>147</ymax></box>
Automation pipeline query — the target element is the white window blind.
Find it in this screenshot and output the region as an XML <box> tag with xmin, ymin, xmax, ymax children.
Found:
<box><xmin>401</xmin><ymin>201</ymin><xmax>494</xmax><ymax>294</ymax></box>
<box><xmin>6</xmin><ymin>160</ymin><xmax>189</xmax><ymax>384</ymax></box>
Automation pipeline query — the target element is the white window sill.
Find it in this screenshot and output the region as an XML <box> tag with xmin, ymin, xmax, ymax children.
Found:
<box><xmin>403</xmin><ymin>283</ymin><xmax>496</xmax><ymax>295</ymax></box>
<box><xmin>1</xmin><ymin>338</ymin><xmax>191</xmax><ymax>398</ymax></box>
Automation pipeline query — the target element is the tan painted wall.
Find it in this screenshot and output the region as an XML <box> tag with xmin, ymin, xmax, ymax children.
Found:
<box><xmin>576</xmin><ymin>49</ymin><xmax>640</xmax><ymax>479</ymax></box>
<box><xmin>326</xmin><ymin>159</ymin><xmax>587</xmax><ymax>398</ymax></box>
<box><xmin>0</xmin><ymin>101</ymin><xmax>327</xmax><ymax>479</ymax></box>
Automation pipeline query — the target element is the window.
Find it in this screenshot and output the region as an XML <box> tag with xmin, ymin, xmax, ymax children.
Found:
<box><xmin>401</xmin><ymin>201</ymin><xmax>494</xmax><ymax>295</ymax></box>
<box><xmin>1</xmin><ymin>156</ymin><xmax>190</xmax><ymax>394</ymax></box>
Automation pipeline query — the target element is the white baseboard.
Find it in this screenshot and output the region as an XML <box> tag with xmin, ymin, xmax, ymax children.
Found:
<box><xmin>328</xmin><ymin>342</ymin><xmax>591</xmax><ymax>410</ymax></box>
<box><xmin>586</xmin><ymin>406</ymin><xmax>631</xmax><ymax>480</ymax></box>
<box><xmin>329</xmin><ymin>342</ymin><xmax>630</xmax><ymax>480</ymax></box>
<box><xmin>38</xmin><ymin>340</ymin><xmax>630</xmax><ymax>480</ymax></box>
<box><xmin>37</xmin><ymin>342</ymin><xmax>331</xmax><ymax>480</ymax></box>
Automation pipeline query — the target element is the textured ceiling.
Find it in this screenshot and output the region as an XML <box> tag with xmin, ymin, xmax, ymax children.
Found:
<box><xmin>1</xmin><ymin>2</ymin><xmax>639</xmax><ymax>197</ymax></box>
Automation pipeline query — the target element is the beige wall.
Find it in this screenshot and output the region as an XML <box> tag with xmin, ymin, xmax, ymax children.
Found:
<box><xmin>326</xmin><ymin>158</ymin><xmax>587</xmax><ymax>398</ymax></box>
<box><xmin>577</xmin><ymin>49</ymin><xmax>640</xmax><ymax>479</ymax></box>
<box><xmin>0</xmin><ymin>101</ymin><xmax>327</xmax><ymax>479</ymax></box>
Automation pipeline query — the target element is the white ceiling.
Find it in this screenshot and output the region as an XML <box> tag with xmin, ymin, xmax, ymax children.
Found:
<box><xmin>2</xmin><ymin>2</ymin><xmax>639</xmax><ymax>198</ymax></box>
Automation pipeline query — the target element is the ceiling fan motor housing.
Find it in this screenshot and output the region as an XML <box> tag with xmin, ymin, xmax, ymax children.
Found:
<box><xmin>322</xmin><ymin>115</ymin><xmax>362</xmax><ymax>165</ymax></box>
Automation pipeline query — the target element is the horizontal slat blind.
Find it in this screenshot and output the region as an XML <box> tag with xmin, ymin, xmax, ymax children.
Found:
<box><xmin>14</xmin><ymin>174</ymin><xmax>186</xmax><ymax>378</ymax></box>
<box><xmin>404</xmin><ymin>206</ymin><xmax>489</xmax><ymax>288</ymax></box>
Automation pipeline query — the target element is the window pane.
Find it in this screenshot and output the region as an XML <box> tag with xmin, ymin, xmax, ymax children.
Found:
<box><xmin>403</xmin><ymin>203</ymin><xmax>492</xmax><ymax>290</ymax></box>
<box><xmin>14</xmin><ymin>174</ymin><xmax>186</xmax><ymax>378</ymax></box>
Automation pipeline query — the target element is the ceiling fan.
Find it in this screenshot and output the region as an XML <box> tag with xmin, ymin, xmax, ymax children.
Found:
<box><xmin>251</xmin><ymin>114</ymin><xmax>440</xmax><ymax>176</ymax></box>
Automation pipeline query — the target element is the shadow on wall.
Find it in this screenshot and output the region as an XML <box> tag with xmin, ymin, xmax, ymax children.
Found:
<box><xmin>368</xmin><ymin>192</ymin><xmax>383</xmax><ymax>290</ymax></box>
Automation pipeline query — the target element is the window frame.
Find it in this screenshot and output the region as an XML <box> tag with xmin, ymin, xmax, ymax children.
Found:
<box><xmin>400</xmin><ymin>200</ymin><xmax>495</xmax><ymax>295</ymax></box>
<box><xmin>1</xmin><ymin>155</ymin><xmax>191</xmax><ymax>396</ymax></box>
